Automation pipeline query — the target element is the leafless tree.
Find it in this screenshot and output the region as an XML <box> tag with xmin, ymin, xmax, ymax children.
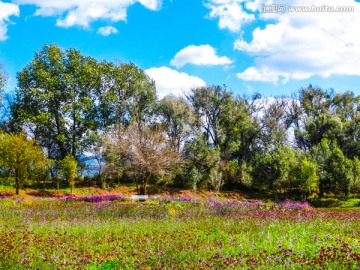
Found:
<box><xmin>105</xmin><ymin>122</ymin><xmax>183</xmax><ymax>195</ymax></box>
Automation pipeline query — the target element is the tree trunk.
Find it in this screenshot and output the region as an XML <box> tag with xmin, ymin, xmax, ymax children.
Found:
<box><xmin>139</xmin><ymin>175</ymin><xmax>149</xmax><ymax>195</ymax></box>
<box><xmin>139</xmin><ymin>185</ymin><xmax>146</xmax><ymax>195</ymax></box>
<box><xmin>101</xmin><ymin>179</ymin><xmax>106</xmax><ymax>189</ymax></box>
<box><xmin>15</xmin><ymin>174</ymin><xmax>20</xmax><ymax>195</ymax></box>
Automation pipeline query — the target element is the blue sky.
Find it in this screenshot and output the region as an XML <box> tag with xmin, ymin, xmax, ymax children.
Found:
<box><xmin>0</xmin><ymin>0</ymin><xmax>360</xmax><ymax>99</ymax></box>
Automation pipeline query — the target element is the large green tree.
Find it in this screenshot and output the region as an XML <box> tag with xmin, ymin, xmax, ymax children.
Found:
<box><xmin>11</xmin><ymin>45</ymin><xmax>97</xmax><ymax>160</ymax></box>
<box><xmin>94</xmin><ymin>61</ymin><xmax>156</xmax><ymax>130</ymax></box>
<box><xmin>11</xmin><ymin>45</ymin><xmax>156</xmax><ymax>161</ymax></box>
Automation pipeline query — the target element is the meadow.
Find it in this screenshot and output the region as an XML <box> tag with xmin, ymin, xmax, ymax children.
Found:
<box><xmin>0</xmin><ymin>196</ymin><xmax>359</xmax><ymax>269</ymax></box>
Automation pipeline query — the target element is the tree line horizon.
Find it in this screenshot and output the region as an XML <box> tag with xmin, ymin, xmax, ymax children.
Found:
<box><xmin>0</xmin><ymin>44</ymin><xmax>360</xmax><ymax>197</ymax></box>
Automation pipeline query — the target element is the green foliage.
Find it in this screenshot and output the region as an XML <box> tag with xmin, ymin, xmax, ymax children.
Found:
<box><xmin>157</xmin><ymin>95</ymin><xmax>194</xmax><ymax>152</ymax></box>
<box><xmin>290</xmin><ymin>157</ymin><xmax>319</xmax><ymax>195</ymax></box>
<box><xmin>329</xmin><ymin>147</ymin><xmax>354</xmax><ymax>195</ymax></box>
<box><xmin>11</xmin><ymin>44</ymin><xmax>156</xmax><ymax>161</ymax></box>
<box><xmin>187</xmin><ymin>85</ymin><xmax>234</xmax><ymax>149</ymax></box>
<box><xmin>58</xmin><ymin>154</ymin><xmax>78</xmax><ymax>193</ymax></box>
<box><xmin>310</xmin><ymin>139</ymin><xmax>333</xmax><ymax>194</ymax></box>
<box><xmin>352</xmin><ymin>157</ymin><xmax>360</xmax><ymax>193</ymax></box>
<box><xmin>222</xmin><ymin>160</ymin><xmax>253</xmax><ymax>189</ymax></box>
<box><xmin>209</xmin><ymin>165</ymin><xmax>223</xmax><ymax>192</ymax></box>
<box><xmin>4</xmin><ymin>45</ymin><xmax>360</xmax><ymax>198</ymax></box>
<box><xmin>310</xmin><ymin>140</ymin><xmax>356</xmax><ymax>195</ymax></box>
<box><xmin>12</xmin><ymin>45</ymin><xmax>97</xmax><ymax>159</ymax></box>
<box><xmin>184</xmin><ymin>136</ymin><xmax>221</xmax><ymax>189</ymax></box>
<box><xmin>222</xmin><ymin>96</ymin><xmax>262</xmax><ymax>163</ymax></box>
<box><xmin>188</xmin><ymin>167</ymin><xmax>202</xmax><ymax>191</ymax></box>
<box><xmin>252</xmin><ymin>145</ymin><xmax>298</xmax><ymax>193</ymax></box>
<box><xmin>0</xmin><ymin>132</ymin><xmax>50</xmax><ymax>194</ymax></box>
<box><xmin>94</xmin><ymin>61</ymin><xmax>156</xmax><ymax>128</ymax></box>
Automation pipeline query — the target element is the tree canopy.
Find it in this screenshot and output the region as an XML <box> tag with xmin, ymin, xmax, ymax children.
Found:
<box><xmin>1</xmin><ymin>45</ymin><xmax>360</xmax><ymax>198</ymax></box>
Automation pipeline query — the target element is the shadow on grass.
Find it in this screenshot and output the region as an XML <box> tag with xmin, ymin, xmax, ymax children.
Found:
<box><xmin>25</xmin><ymin>189</ymin><xmax>69</xmax><ymax>197</ymax></box>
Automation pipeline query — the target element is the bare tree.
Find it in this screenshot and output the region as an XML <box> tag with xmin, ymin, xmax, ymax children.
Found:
<box><xmin>105</xmin><ymin>122</ymin><xmax>183</xmax><ymax>195</ymax></box>
<box><xmin>0</xmin><ymin>63</ymin><xmax>7</xmax><ymax>92</ymax></box>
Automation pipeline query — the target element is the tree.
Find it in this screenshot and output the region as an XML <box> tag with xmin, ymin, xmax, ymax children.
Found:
<box><xmin>157</xmin><ymin>95</ymin><xmax>195</xmax><ymax>152</ymax></box>
<box><xmin>329</xmin><ymin>147</ymin><xmax>354</xmax><ymax>195</ymax></box>
<box><xmin>299</xmin><ymin>85</ymin><xmax>332</xmax><ymax>120</ymax></box>
<box><xmin>11</xmin><ymin>45</ymin><xmax>156</xmax><ymax>162</ymax></box>
<box><xmin>94</xmin><ymin>61</ymin><xmax>156</xmax><ymax>129</ymax></box>
<box><xmin>303</xmin><ymin>114</ymin><xmax>343</xmax><ymax>149</ymax></box>
<box><xmin>187</xmin><ymin>85</ymin><xmax>234</xmax><ymax>149</ymax></box>
<box><xmin>221</xmin><ymin>95</ymin><xmax>262</xmax><ymax>163</ymax></box>
<box><xmin>0</xmin><ymin>63</ymin><xmax>9</xmax><ymax>128</ymax></box>
<box><xmin>209</xmin><ymin>163</ymin><xmax>224</xmax><ymax>192</ymax></box>
<box><xmin>11</xmin><ymin>44</ymin><xmax>98</xmax><ymax>160</ymax></box>
<box><xmin>310</xmin><ymin>139</ymin><xmax>333</xmax><ymax>195</ymax></box>
<box><xmin>105</xmin><ymin>122</ymin><xmax>183</xmax><ymax>195</ymax></box>
<box><xmin>252</xmin><ymin>145</ymin><xmax>298</xmax><ymax>195</ymax></box>
<box><xmin>58</xmin><ymin>154</ymin><xmax>78</xmax><ymax>194</ymax></box>
<box><xmin>342</xmin><ymin>112</ymin><xmax>360</xmax><ymax>159</ymax></box>
<box><xmin>0</xmin><ymin>62</ymin><xmax>7</xmax><ymax>93</ymax></box>
<box><xmin>352</xmin><ymin>157</ymin><xmax>360</xmax><ymax>193</ymax></box>
<box><xmin>290</xmin><ymin>157</ymin><xmax>319</xmax><ymax>196</ymax></box>
<box><xmin>309</xmin><ymin>140</ymin><xmax>355</xmax><ymax>195</ymax></box>
<box><xmin>183</xmin><ymin>135</ymin><xmax>221</xmax><ymax>190</ymax></box>
<box><xmin>0</xmin><ymin>132</ymin><xmax>50</xmax><ymax>195</ymax></box>
<box><xmin>260</xmin><ymin>98</ymin><xmax>289</xmax><ymax>150</ymax></box>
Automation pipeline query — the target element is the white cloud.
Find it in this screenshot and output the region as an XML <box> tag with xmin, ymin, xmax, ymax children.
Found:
<box><xmin>97</xmin><ymin>26</ymin><xmax>118</xmax><ymax>36</ymax></box>
<box><xmin>14</xmin><ymin>0</ymin><xmax>162</xmax><ymax>27</ymax></box>
<box><xmin>237</xmin><ymin>67</ymin><xmax>287</xmax><ymax>84</ymax></box>
<box><xmin>145</xmin><ymin>66</ymin><xmax>206</xmax><ymax>99</ymax></box>
<box><xmin>233</xmin><ymin>0</ymin><xmax>360</xmax><ymax>83</ymax></box>
<box><xmin>0</xmin><ymin>1</ymin><xmax>20</xmax><ymax>41</ymax></box>
<box><xmin>205</xmin><ymin>0</ymin><xmax>255</xmax><ymax>32</ymax></box>
<box><xmin>170</xmin><ymin>45</ymin><xmax>233</xmax><ymax>68</ymax></box>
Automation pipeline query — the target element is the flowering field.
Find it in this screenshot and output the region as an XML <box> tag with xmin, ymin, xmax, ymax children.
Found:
<box><xmin>0</xmin><ymin>196</ymin><xmax>359</xmax><ymax>269</ymax></box>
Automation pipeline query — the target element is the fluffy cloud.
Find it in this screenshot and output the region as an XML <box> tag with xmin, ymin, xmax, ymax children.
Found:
<box><xmin>145</xmin><ymin>66</ymin><xmax>206</xmax><ymax>99</ymax></box>
<box><xmin>170</xmin><ymin>45</ymin><xmax>233</xmax><ymax>68</ymax></box>
<box><xmin>205</xmin><ymin>0</ymin><xmax>255</xmax><ymax>32</ymax></box>
<box><xmin>97</xmin><ymin>26</ymin><xmax>118</xmax><ymax>36</ymax></box>
<box><xmin>231</xmin><ymin>0</ymin><xmax>360</xmax><ymax>83</ymax></box>
<box><xmin>14</xmin><ymin>0</ymin><xmax>162</xmax><ymax>27</ymax></box>
<box><xmin>0</xmin><ymin>1</ymin><xmax>20</xmax><ymax>41</ymax></box>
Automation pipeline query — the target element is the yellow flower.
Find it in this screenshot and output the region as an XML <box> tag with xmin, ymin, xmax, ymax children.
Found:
<box><xmin>168</xmin><ymin>208</ymin><xmax>177</xmax><ymax>216</ymax></box>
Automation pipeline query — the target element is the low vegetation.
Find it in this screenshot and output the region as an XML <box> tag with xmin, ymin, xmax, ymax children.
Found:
<box><xmin>0</xmin><ymin>197</ymin><xmax>359</xmax><ymax>269</ymax></box>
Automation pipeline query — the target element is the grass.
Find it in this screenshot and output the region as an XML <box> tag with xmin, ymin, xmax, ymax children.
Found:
<box><xmin>0</xmin><ymin>197</ymin><xmax>359</xmax><ymax>269</ymax></box>
<box><xmin>309</xmin><ymin>197</ymin><xmax>360</xmax><ymax>208</ymax></box>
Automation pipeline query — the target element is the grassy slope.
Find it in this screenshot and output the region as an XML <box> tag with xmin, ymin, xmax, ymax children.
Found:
<box><xmin>1</xmin><ymin>184</ymin><xmax>359</xmax><ymax>208</ymax></box>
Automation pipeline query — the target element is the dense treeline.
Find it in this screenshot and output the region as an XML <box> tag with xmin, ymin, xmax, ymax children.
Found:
<box><xmin>0</xmin><ymin>44</ymin><xmax>360</xmax><ymax>197</ymax></box>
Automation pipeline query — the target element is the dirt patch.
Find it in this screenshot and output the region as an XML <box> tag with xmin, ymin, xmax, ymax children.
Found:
<box><xmin>0</xmin><ymin>185</ymin><xmax>247</xmax><ymax>200</ymax></box>
<box><xmin>0</xmin><ymin>189</ymin><xmax>15</xmax><ymax>196</ymax></box>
